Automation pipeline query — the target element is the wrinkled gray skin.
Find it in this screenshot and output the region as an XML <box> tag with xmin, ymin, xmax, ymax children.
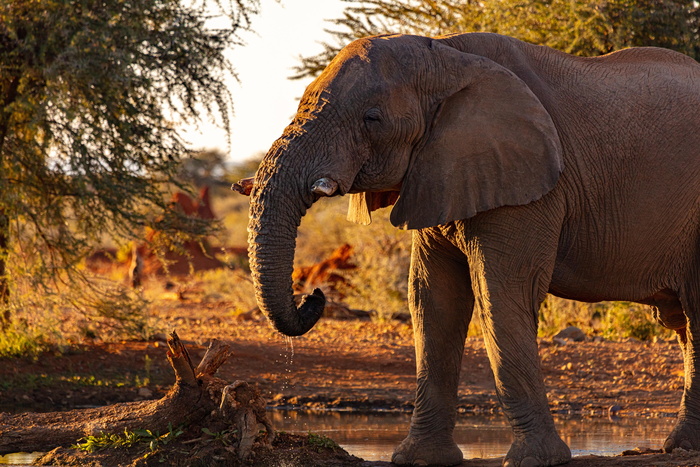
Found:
<box><xmin>247</xmin><ymin>33</ymin><xmax>700</xmax><ymax>466</ymax></box>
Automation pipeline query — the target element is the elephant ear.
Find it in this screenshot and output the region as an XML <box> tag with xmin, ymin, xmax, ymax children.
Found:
<box><xmin>390</xmin><ymin>46</ymin><xmax>563</xmax><ymax>230</ymax></box>
<box><xmin>347</xmin><ymin>191</ymin><xmax>400</xmax><ymax>225</ymax></box>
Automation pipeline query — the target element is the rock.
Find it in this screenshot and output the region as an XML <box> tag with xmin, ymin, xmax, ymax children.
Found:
<box><xmin>554</xmin><ymin>326</ymin><xmax>587</xmax><ymax>342</ymax></box>
<box><xmin>552</xmin><ymin>337</ymin><xmax>568</xmax><ymax>346</ymax></box>
<box><xmin>672</xmin><ymin>447</ymin><xmax>692</xmax><ymax>457</ymax></box>
<box><xmin>391</xmin><ymin>311</ymin><xmax>412</xmax><ymax>323</ymax></box>
<box><xmin>234</xmin><ymin>308</ymin><xmax>263</xmax><ymax>321</ymax></box>
<box><xmin>608</xmin><ymin>404</ymin><xmax>622</xmax><ymax>421</ymax></box>
<box><xmin>323</xmin><ymin>301</ymin><xmax>372</xmax><ymax>320</ymax></box>
<box><xmin>138</xmin><ymin>387</ymin><xmax>153</xmax><ymax>398</ymax></box>
<box><xmin>149</xmin><ymin>332</ymin><xmax>168</xmax><ymax>342</ymax></box>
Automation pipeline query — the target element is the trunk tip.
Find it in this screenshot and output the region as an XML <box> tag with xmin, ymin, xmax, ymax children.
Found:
<box><xmin>274</xmin><ymin>288</ymin><xmax>326</xmax><ymax>337</ymax></box>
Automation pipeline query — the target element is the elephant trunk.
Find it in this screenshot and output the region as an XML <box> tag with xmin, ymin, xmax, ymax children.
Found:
<box><xmin>247</xmin><ymin>153</ymin><xmax>327</xmax><ymax>337</ymax></box>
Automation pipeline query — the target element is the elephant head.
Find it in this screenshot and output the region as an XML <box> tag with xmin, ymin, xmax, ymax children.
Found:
<box><xmin>247</xmin><ymin>34</ymin><xmax>562</xmax><ymax>336</ymax></box>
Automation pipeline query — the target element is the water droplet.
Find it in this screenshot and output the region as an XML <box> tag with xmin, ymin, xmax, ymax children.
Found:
<box><xmin>281</xmin><ymin>335</ymin><xmax>295</xmax><ymax>394</ymax></box>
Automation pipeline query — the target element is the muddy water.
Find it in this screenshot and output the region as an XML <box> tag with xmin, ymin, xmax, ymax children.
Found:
<box><xmin>270</xmin><ymin>411</ymin><xmax>678</xmax><ymax>461</ymax></box>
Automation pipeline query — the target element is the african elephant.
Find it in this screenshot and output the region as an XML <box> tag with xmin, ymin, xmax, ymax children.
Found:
<box><xmin>244</xmin><ymin>32</ymin><xmax>700</xmax><ymax>466</ymax></box>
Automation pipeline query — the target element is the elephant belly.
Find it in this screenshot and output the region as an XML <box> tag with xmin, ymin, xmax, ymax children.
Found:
<box><xmin>549</xmin><ymin>188</ymin><xmax>698</xmax><ymax>304</ymax></box>
<box><xmin>548</xmin><ymin>241</ymin><xmax>681</xmax><ymax>304</ymax></box>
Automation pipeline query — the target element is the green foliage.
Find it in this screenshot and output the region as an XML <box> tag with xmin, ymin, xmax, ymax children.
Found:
<box><xmin>537</xmin><ymin>295</ymin><xmax>597</xmax><ymax>338</ymax></box>
<box><xmin>598</xmin><ymin>301</ymin><xmax>674</xmax><ymax>341</ymax></box>
<box><xmin>201</xmin><ymin>427</ymin><xmax>232</xmax><ymax>443</ymax></box>
<box><xmin>0</xmin><ymin>324</ymin><xmax>47</xmax><ymax>358</ymax></box>
<box><xmin>307</xmin><ymin>432</ymin><xmax>340</xmax><ymax>451</ymax></box>
<box><xmin>0</xmin><ymin>371</ymin><xmax>153</xmax><ymax>392</ymax></box>
<box><xmin>294</xmin><ymin>0</ymin><xmax>700</xmax><ymax>79</ymax></box>
<box><xmin>64</xmin><ymin>373</ymin><xmax>151</xmax><ymax>388</ymax></box>
<box><xmin>83</xmin><ymin>284</ymin><xmax>157</xmax><ymax>340</ymax></box>
<box><xmin>179</xmin><ymin>149</ymin><xmax>231</xmax><ymax>188</ymax></box>
<box><xmin>73</xmin><ymin>430</ymin><xmax>144</xmax><ymax>453</ymax></box>
<box><xmin>336</xmin><ymin>210</ymin><xmax>411</xmax><ymax>320</ymax></box>
<box><xmin>135</xmin><ymin>424</ymin><xmax>185</xmax><ymax>452</ymax></box>
<box><xmin>0</xmin><ymin>272</ymin><xmax>160</xmax><ymax>353</ymax></box>
<box><xmin>72</xmin><ymin>424</ymin><xmax>184</xmax><ymax>453</ymax></box>
<box><xmin>0</xmin><ymin>0</ymin><xmax>259</xmax><ymax>323</ymax></box>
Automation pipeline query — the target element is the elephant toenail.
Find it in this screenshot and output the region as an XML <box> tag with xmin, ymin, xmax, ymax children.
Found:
<box><xmin>663</xmin><ymin>438</ymin><xmax>674</xmax><ymax>453</ymax></box>
<box><xmin>413</xmin><ymin>460</ymin><xmax>428</xmax><ymax>466</ymax></box>
<box><xmin>503</xmin><ymin>459</ymin><xmax>516</xmax><ymax>467</ymax></box>
<box><xmin>680</xmin><ymin>439</ymin><xmax>693</xmax><ymax>450</ymax></box>
<box><xmin>392</xmin><ymin>454</ymin><xmax>407</xmax><ymax>465</ymax></box>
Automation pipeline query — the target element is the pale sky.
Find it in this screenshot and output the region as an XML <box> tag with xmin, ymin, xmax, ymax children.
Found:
<box><xmin>183</xmin><ymin>0</ymin><xmax>347</xmax><ymax>164</ymax></box>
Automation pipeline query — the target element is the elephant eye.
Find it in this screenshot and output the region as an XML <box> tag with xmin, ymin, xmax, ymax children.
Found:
<box><xmin>363</xmin><ymin>108</ymin><xmax>383</xmax><ymax>125</ymax></box>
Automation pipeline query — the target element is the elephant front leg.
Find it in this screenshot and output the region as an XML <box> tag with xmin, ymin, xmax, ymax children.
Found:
<box><xmin>392</xmin><ymin>231</ymin><xmax>473</xmax><ymax>466</ymax></box>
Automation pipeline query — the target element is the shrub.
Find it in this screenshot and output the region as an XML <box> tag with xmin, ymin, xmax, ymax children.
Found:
<box><xmin>538</xmin><ymin>296</ymin><xmax>675</xmax><ymax>341</ymax></box>
<box><xmin>0</xmin><ymin>325</ymin><xmax>48</xmax><ymax>358</ymax></box>
<box><xmin>192</xmin><ymin>268</ymin><xmax>257</xmax><ymax>312</ymax></box>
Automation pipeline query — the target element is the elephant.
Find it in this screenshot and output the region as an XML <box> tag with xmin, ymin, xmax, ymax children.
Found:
<box><xmin>244</xmin><ymin>32</ymin><xmax>700</xmax><ymax>466</ymax></box>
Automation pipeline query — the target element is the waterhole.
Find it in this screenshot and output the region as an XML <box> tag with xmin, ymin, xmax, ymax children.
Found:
<box><xmin>0</xmin><ymin>452</ymin><xmax>43</xmax><ymax>465</ymax></box>
<box><xmin>270</xmin><ymin>411</ymin><xmax>678</xmax><ymax>461</ymax></box>
<box><xmin>0</xmin><ymin>412</ymin><xmax>678</xmax><ymax>464</ymax></box>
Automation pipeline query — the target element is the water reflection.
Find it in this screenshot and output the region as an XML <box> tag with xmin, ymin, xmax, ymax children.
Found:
<box><xmin>0</xmin><ymin>452</ymin><xmax>42</xmax><ymax>465</ymax></box>
<box><xmin>0</xmin><ymin>413</ymin><xmax>678</xmax><ymax>464</ymax></box>
<box><xmin>270</xmin><ymin>411</ymin><xmax>677</xmax><ymax>462</ymax></box>
<box><xmin>557</xmin><ymin>416</ymin><xmax>676</xmax><ymax>457</ymax></box>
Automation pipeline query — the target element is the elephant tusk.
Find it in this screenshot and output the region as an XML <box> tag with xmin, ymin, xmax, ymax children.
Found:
<box><xmin>232</xmin><ymin>177</ymin><xmax>255</xmax><ymax>196</ymax></box>
<box><xmin>311</xmin><ymin>178</ymin><xmax>338</xmax><ymax>196</ymax></box>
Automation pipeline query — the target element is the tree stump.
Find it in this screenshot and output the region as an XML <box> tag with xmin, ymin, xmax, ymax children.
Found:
<box><xmin>0</xmin><ymin>331</ymin><xmax>274</xmax><ymax>461</ymax></box>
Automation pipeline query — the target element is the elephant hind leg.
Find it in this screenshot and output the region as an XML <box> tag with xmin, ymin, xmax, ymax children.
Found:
<box><xmin>464</xmin><ymin>225</ymin><xmax>570</xmax><ymax>466</ymax></box>
<box><xmin>476</xmin><ymin>284</ymin><xmax>571</xmax><ymax>467</ymax></box>
<box><xmin>664</xmin><ymin>273</ymin><xmax>700</xmax><ymax>452</ymax></box>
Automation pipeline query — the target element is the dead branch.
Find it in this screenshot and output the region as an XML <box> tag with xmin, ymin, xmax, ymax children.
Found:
<box><xmin>0</xmin><ymin>331</ymin><xmax>271</xmax><ymax>458</ymax></box>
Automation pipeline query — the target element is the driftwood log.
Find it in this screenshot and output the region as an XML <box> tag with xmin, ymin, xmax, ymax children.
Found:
<box><xmin>0</xmin><ymin>332</ymin><xmax>273</xmax><ymax>459</ymax></box>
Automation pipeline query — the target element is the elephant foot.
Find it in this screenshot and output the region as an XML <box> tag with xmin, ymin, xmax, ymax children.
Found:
<box><xmin>503</xmin><ymin>432</ymin><xmax>571</xmax><ymax>467</ymax></box>
<box><xmin>392</xmin><ymin>434</ymin><xmax>463</xmax><ymax>466</ymax></box>
<box><xmin>664</xmin><ymin>419</ymin><xmax>700</xmax><ymax>452</ymax></box>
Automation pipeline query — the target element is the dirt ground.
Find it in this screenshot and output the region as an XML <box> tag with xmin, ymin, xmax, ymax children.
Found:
<box><xmin>2</xmin><ymin>298</ymin><xmax>700</xmax><ymax>466</ymax></box>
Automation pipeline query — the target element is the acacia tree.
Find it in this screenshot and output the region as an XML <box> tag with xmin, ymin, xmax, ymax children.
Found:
<box><xmin>0</xmin><ymin>0</ymin><xmax>258</xmax><ymax>326</ymax></box>
<box><xmin>294</xmin><ymin>0</ymin><xmax>700</xmax><ymax>79</ymax></box>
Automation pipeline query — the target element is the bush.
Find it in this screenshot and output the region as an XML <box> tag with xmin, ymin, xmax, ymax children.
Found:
<box><xmin>538</xmin><ymin>296</ymin><xmax>675</xmax><ymax>341</ymax></box>
<box><xmin>0</xmin><ymin>325</ymin><xmax>48</xmax><ymax>358</ymax></box>
<box><xmin>1</xmin><ymin>272</ymin><xmax>160</xmax><ymax>354</ymax></box>
<box><xmin>191</xmin><ymin>268</ymin><xmax>257</xmax><ymax>313</ymax></box>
